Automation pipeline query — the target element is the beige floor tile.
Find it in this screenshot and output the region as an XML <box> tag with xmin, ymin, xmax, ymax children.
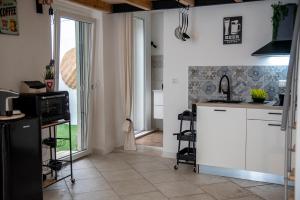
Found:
<box><xmin>43</xmin><ymin>180</ymin><xmax>68</xmax><ymax>191</ymax></box>
<box><xmin>124</xmin><ymin>154</ymin><xmax>160</xmax><ymax>164</ymax></box>
<box><xmin>227</xmin><ymin>195</ymin><xmax>264</xmax><ymax>200</ymax></box>
<box><xmin>104</xmin><ymin>153</ymin><xmax>129</xmax><ymax>160</ymax></box>
<box><xmin>170</xmin><ymin>194</ymin><xmax>216</xmax><ymax>200</ymax></box>
<box><xmin>63</xmin><ymin>167</ymin><xmax>102</xmax><ymax>180</ymax></box>
<box><xmin>94</xmin><ymin>160</ymin><xmax>132</xmax><ymax>172</ymax></box>
<box><xmin>110</xmin><ymin>179</ymin><xmax>157</xmax><ymax>196</ymax></box>
<box><xmin>73</xmin><ymin>190</ymin><xmax>121</xmax><ymax>200</ymax></box>
<box><xmin>131</xmin><ymin>161</ymin><xmax>169</xmax><ymax>173</ymax></box>
<box><xmin>43</xmin><ymin>189</ymin><xmax>72</xmax><ymax>200</ymax></box>
<box><xmin>183</xmin><ymin>173</ymin><xmax>228</xmax><ymax>186</ymax></box>
<box><xmin>66</xmin><ymin>178</ymin><xmax>111</xmax><ymax>194</ymax></box>
<box><xmin>248</xmin><ymin>184</ymin><xmax>285</xmax><ymax>200</ymax></box>
<box><xmin>101</xmin><ymin>169</ymin><xmax>143</xmax><ymax>182</ymax></box>
<box><xmin>142</xmin><ymin>169</ymin><xmax>185</xmax><ymax>184</ymax></box>
<box><xmin>230</xmin><ymin>178</ymin><xmax>267</xmax><ymax>188</ymax></box>
<box><xmin>73</xmin><ymin>158</ymin><xmax>94</xmax><ymax>169</ymax></box>
<box><xmin>201</xmin><ymin>182</ymin><xmax>252</xmax><ymax>200</ymax></box>
<box><xmin>172</xmin><ymin>164</ymin><xmax>197</xmax><ymax>174</ymax></box>
<box><xmin>122</xmin><ymin>191</ymin><xmax>168</xmax><ymax>200</ymax></box>
<box><xmin>154</xmin><ymin>181</ymin><xmax>204</xmax><ymax>198</ymax></box>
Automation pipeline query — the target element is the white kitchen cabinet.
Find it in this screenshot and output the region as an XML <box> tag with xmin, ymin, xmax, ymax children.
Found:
<box><xmin>153</xmin><ymin>90</ymin><xmax>163</xmax><ymax>119</ymax></box>
<box><xmin>197</xmin><ymin>106</ymin><xmax>247</xmax><ymax>169</ymax></box>
<box><xmin>246</xmin><ymin>119</ymin><xmax>285</xmax><ymax>176</ymax></box>
<box><xmin>154</xmin><ymin>105</ymin><xmax>163</xmax><ymax>119</ymax></box>
<box><xmin>247</xmin><ymin>109</ymin><xmax>282</xmax><ymax>121</ymax></box>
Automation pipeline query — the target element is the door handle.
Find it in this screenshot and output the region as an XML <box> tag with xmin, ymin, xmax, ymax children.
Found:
<box><xmin>214</xmin><ymin>109</ymin><xmax>227</xmax><ymax>112</ymax></box>
<box><xmin>268</xmin><ymin>112</ymin><xmax>282</xmax><ymax>115</ymax></box>
<box><xmin>268</xmin><ymin>123</ymin><xmax>281</xmax><ymax>127</ymax></box>
<box><xmin>23</xmin><ymin>125</ymin><xmax>31</xmax><ymax>129</ymax></box>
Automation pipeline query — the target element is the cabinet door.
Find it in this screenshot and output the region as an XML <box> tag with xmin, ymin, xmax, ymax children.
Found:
<box><xmin>246</xmin><ymin>120</ymin><xmax>284</xmax><ymax>176</ymax></box>
<box><xmin>153</xmin><ymin>91</ymin><xmax>163</xmax><ymax>106</ymax></box>
<box><xmin>154</xmin><ymin>105</ymin><xmax>163</xmax><ymax>119</ymax></box>
<box><xmin>10</xmin><ymin>118</ymin><xmax>43</xmax><ymax>200</ymax></box>
<box><xmin>197</xmin><ymin>107</ymin><xmax>247</xmax><ymax>169</ymax></box>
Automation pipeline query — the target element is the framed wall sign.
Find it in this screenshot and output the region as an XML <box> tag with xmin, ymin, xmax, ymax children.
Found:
<box><xmin>0</xmin><ymin>0</ymin><xmax>19</xmax><ymax>35</ymax></box>
<box><xmin>223</xmin><ymin>16</ymin><xmax>242</xmax><ymax>45</ymax></box>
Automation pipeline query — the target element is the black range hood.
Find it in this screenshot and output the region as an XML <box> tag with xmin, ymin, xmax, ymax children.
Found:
<box><xmin>252</xmin><ymin>4</ymin><xmax>297</xmax><ymax>56</ymax></box>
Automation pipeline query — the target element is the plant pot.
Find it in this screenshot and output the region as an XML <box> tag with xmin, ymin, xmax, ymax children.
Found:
<box><xmin>45</xmin><ymin>79</ymin><xmax>55</xmax><ymax>92</ymax></box>
<box><xmin>252</xmin><ymin>97</ymin><xmax>265</xmax><ymax>104</ymax></box>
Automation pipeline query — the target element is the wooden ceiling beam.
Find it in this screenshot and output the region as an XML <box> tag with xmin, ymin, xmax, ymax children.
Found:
<box><xmin>69</xmin><ymin>0</ymin><xmax>112</xmax><ymax>13</ymax></box>
<box><xmin>179</xmin><ymin>0</ymin><xmax>195</xmax><ymax>7</ymax></box>
<box><xmin>123</xmin><ymin>0</ymin><xmax>152</xmax><ymax>11</ymax></box>
<box><xmin>112</xmin><ymin>0</ymin><xmax>264</xmax><ymax>13</ymax></box>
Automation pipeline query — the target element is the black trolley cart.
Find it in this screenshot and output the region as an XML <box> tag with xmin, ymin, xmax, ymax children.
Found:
<box><xmin>173</xmin><ymin>110</ymin><xmax>197</xmax><ymax>172</ymax></box>
<box><xmin>41</xmin><ymin>120</ymin><xmax>76</xmax><ymax>188</ymax></box>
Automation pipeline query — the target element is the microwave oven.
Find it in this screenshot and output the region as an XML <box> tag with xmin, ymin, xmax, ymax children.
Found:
<box><xmin>14</xmin><ymin>91</ymin><xmax>70</xmax><ymax>125</ymax></box>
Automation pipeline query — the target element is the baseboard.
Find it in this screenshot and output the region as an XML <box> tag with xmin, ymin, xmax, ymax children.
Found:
<box><xmin>135</xmin><ymin>130</ymin><xmax>156</xmax><ymax>139</ymax></box>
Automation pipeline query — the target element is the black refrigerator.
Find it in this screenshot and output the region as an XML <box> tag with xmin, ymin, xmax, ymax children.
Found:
<box><xmin>0</xmin><ymin>118</ymin><xmax>43</xmax><ymax>200</ymax></box>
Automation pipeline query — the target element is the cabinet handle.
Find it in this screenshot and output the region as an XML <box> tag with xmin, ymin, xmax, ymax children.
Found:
<box><xmin>214</xmin><ymin>109</ymin><xmax>227</xmax><ymax>112</ymax></box>
<box><xmin>268</xmin><ymin>112</ymin><xmax>282</xmax><ymax>115</ymax></box>
<box><xmin>268</xmin><ymin>123</ymin><xmax>281</xmax><ymax>127</ymax></box>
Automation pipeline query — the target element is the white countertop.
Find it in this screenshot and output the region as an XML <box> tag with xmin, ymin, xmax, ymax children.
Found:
<box><xmin>196</xmin><ymin>101</ymin><xmax>282</xmax><ymax>110</ymax></box>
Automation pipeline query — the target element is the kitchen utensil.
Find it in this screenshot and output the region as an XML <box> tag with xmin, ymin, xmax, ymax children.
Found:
<box><xmin>181</xmin><ymin>8</ymin><xmax>186</xmax><ymax>41</ymax></box>
<box><xmin>174</xmin><ymin>8</ymin><xmax>182</xmax><ymax>39</ymax></box>
<box><xmin>182</xmin><ymin>8</ymin><xmax>190</xmax><ymax>40</ymax></box>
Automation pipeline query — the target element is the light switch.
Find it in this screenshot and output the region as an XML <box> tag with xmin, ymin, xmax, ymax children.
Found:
<box><xmin>172</xmin><ymin>78</ymin><xmax>179</xmax><ymax>84</ymax></box>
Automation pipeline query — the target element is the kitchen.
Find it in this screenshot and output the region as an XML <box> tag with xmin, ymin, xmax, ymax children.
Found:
<box><xmin>1</xmin><ymin>0</ymin><xmax>300</xmax><ymax>200</ymax></box>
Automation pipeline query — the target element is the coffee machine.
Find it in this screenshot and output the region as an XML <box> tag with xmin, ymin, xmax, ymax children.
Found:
<box><xmin>0</xmin><ymin>89</ymin><xmax>19</xmax><ymax>116</ymax></box>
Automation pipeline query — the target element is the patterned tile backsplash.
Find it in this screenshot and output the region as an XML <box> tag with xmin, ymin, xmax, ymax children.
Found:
<box><xmin>188</xmin><ymin>66</ymin><xmax>287</xmax><ymax>106</ymax></box>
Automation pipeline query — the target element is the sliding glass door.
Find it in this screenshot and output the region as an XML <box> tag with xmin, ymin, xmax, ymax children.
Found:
<box><xmin>54</xmin><ymin>11</ymin><xmax>94</xmax><ymax>158</ymax></box>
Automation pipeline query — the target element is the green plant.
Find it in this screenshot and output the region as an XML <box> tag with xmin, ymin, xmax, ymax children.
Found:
<box><xmin>271</xmin><ymin>2</ymin><xmax>288</xmax><ymax>40</ymax></box>
<box><xmin>250</xmin><ymin>89</ymin><xmax>268</xmax><ymax>100</ymax></box>
<box><xmin>44</xmin><ymin>64</ymin><xmax>54</xmax><ymax>80</ymax></box>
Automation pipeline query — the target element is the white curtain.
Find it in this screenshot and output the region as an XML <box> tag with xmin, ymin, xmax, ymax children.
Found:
<box><xmin>75</xmin><ymin>21</ymin><xmax>93</xmax><ymax>151</ymax></box>
<box><xmin>121</xmin><ymin>13</ymin><xmax>136</xmax><ymax>151</ymax></box>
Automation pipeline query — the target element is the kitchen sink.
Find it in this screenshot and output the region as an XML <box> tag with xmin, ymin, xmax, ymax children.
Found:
<box><xmin>207</xmin><ymin>99</ymin><xmax>243</xmax><ymax>104</ymax></box>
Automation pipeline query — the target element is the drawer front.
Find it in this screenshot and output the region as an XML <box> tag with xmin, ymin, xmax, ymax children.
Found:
<box><xmin>247</xmin><ymin>109</ymin><xmax>282</xmax><ymax>121</ymax></box>
<box><xmin>154</xmin><ymin>106</ymin><xmax>163</xmax><ymax>119</ymax></box>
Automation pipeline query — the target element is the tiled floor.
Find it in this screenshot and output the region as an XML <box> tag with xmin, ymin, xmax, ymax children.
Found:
<box><xmin>43</xmin><ymin>150</ymin><xmax>293</xmax><ymax>200</ymax></box>
<box><xmin>135</xmin><ymin>131</ymin><xmax>163</xmax><ymax>147</ymax></box>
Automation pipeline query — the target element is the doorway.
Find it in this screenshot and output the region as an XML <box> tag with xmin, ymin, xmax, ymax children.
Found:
<box><xmin>134</xmin><ymin>12</ymin><xmax>164</xmax><ymax>148</ymax></box>
<box><xmin>54</xmin><ymin>12</ymin><xmax>95</xmax><ymax>159</ymax></box>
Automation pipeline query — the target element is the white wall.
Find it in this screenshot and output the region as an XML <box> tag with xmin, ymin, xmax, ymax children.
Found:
<box><xmin>0</xmin><ymin>0</ymin><xmax>51</xmax><ymax>91</ymax></box>
<box><xmin>151</xmin><ymin>12</ymin><xmax>164</xmax><ymax>56</ymax></box>
<box><xmin>163</xmin><ymin>0</ymin><xmax>297</xmax><ymax>156</ymax></box>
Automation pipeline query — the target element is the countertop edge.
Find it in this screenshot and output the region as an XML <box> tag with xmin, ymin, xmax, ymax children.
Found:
<box><xmin>196</xmin><ymin>102</ymin><xmax>283</xmax><ymax>110</ymax></box>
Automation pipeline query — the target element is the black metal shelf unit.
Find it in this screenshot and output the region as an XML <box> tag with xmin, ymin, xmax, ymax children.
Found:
<box><xmin>173</xmin><ymin>110</ymin><xmax>197</xmax><ymax>172</ymax></box>
<box><xmin>41</xmin><ymin>119</ymin><xmax>75</xmax><ymax>188</ymax></box>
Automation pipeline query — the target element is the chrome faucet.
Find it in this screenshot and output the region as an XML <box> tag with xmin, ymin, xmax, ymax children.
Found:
<box><xmin>218</xmin><ymin>75</ymin><xmax>231</xmax><ymax>101</ymax></box>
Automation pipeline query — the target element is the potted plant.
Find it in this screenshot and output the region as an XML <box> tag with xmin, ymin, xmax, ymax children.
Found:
<box><xmin>44</xmin><ymin>60</ymin><xmax>55</xmax><ymax>92</ymax></box>
<box><xmin>271</xmin><ymin>2</ymin><xmax>288</xmax><ymax>40</ymax></box>
<box><xmin>250</xmin><ymin>89</ymin><xmax>268</xmax><ymax>104</ymax></box>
